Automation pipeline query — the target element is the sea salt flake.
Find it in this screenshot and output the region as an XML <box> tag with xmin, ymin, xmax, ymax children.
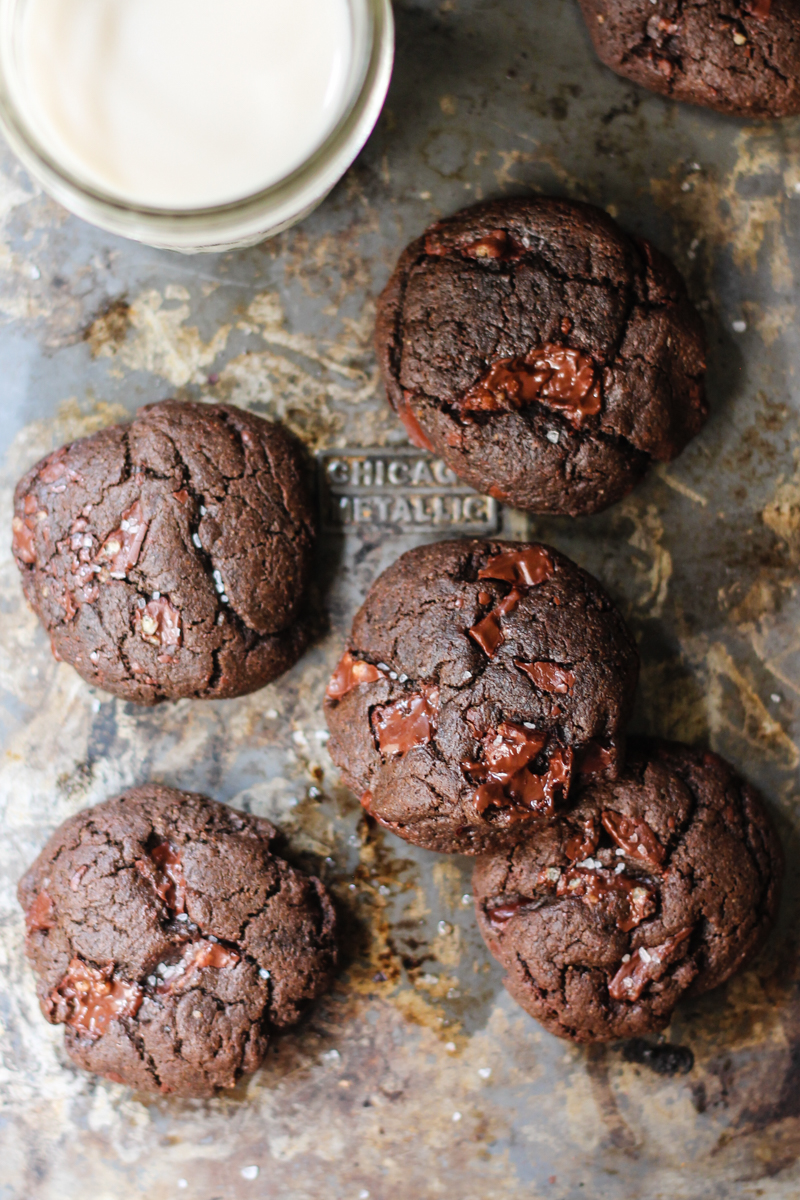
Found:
<box><xmin>241</xmin><ymin>1166</ymin><xmax>259</xmax><ymax>1182</ymax></box>
<box><xmin>622</xmin><ymin>954</ymin><xmax>631</xmax><ymax>963</ymax></box>
<box><xmin>546</xmin><ymin>430</ymin><xmax>560</xmax><ymax>444</ymax></box>
<box><xmin>639</xmin><ymin>947</ymin><xmax>652</xmax><ymax>963</ymax></box>
<box><xmin>192</xmin><ymin>533</ymin><xmax>202</xmax><ymax>548</ymax></box>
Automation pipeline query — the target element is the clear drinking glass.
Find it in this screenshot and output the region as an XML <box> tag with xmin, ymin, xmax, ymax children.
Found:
<box><xmin>0</xmin><ymin>0</ymin><xmax>394</xmax><ymax>252</ymax></box>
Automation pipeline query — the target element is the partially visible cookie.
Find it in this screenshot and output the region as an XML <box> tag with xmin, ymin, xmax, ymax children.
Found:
<box><xmin>579</xmin><ymin>0</ymin><xmax>800</xmax><ymax>119</ymax></box>
<box><xmin>324</xmin><ymin>539</ymin><xmax>639</xmax><ymax>855</ymax></box>
<box><xmin>18</xmin><ymin>786</ymin><xmax>337</xmax><ymax>1097</ymax></box>
<box><xmin>375</xmin><ymin>198</ymin><xmax>707</xmax><ymax>516</ymax></box>
<box><xmin>473</xmin><ymin>741</ymin><xmax>783</xmax><ymax>1042</ymax></box>
<box><xmin>12</xmin><ymin>399</ymin><xmax>315</xmax><ymax>703</ymax></box>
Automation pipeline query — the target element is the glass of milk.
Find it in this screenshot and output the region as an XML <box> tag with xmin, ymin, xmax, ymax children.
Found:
<box><xmin>0</xmin><ymin>0</ymin><xmax>394</xmax><ymax>251</ymax></box>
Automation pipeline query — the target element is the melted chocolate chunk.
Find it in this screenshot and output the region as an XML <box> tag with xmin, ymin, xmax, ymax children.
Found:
<box><xmin>372</xmin><ymin>686</ymin><xmax>440</xmax><ymax>757</ymax></box>
<box><xmin>97</xmin><ymin>499</ymin><xmax>148</xmax><ymax>578</ymax></box>
<box><xmin>551</xmin><ymin>866</ymin><xmax>656</xmax><ymax>933</ymax></box>
<box><xmin>459</xmin><ymin>345</ymin><xmax>603</xmax><ymax>426</ymax></box>
<box><xmin>11</xmin><ymin>516</ymin><xmax>37</xmax><ymax>564</ymax></box>
<box><xmin>25</xmin><ymin>890</ymin><xmax>56</xmax><ymax>933</ymax></box>
<box><xmin>601</xmin><ymin>811</ymin><xmax>666</xmax><ymax>870</ymax></box>
<box><xmin>155</xmin><ymin>939</ymin><xmax>240</xmax><ymax>995</ymax></box>
<box><xmin>461</xmin><ymin>230</ymin><xmax>525</xmax><ymax>260</ymax></box>
<box><xmin>136</xmin><ymin>841</ymin><xmax>187</xmax><ymax>914</ymax></box>
<box><xmin>468</xmin><ymin>611</ymin><xmax>504</xmax><ymax>656</ymax></box>
<box><xmin>564</xmin><ymin>816</ymin><xmax>600</xmax><ymax>862</ymax></box>
<box><xmin>38</xmin><ymin>452</ymin><xmax>83</xmax><ymax>488</ymax></box>
<box><xmin>326</xmin><ymin>651</ymin><xmax>383</xmax><ymax>700</ymax></box>
<box><xmin>608</xmin><ymin>929</ymin><xmax>692</xmax><ymax>1002</ymax></box>
<box><xmin>135</xmin><ymin>596</ymin><xmax>182</xmax><ymax>650</ymax></box>
<box><xmin>463</xmin><ymin>723</ymin><xmax>571</xmax><ymax>820</ymax></box>
<box><xmin>478</xmin><ymin>546</ymin><xmax>554</xmax><ymax>588</ymax></box>
<box><xmin>747</xmin><ymin>0</ymin><xmax>772</xmax><ymax>17</ymax></box>
<box><xmin>48</xmin><ymin>958</ymin><xmax>142</xmax><ymax>1039</ymax></box>
<box><xmin>515</xmin><ymin>659</ymin><xmax>575</xmax><ymax>694</ymax></box>
<box><xmin>487</xmin><ymin>899</ymin><xmax>523</xmax><ymax>925</ymax></box>
<box><xmin>468</xmin><ymin>547</ymin><xmax>554</xmax><ymax>658</ymax></box>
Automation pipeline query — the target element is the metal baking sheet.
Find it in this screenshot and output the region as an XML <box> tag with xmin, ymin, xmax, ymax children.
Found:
<box><xmin>2</xmin><ymin>1</ymin><xmax>800</xmax><ymax>1196</ymax></box>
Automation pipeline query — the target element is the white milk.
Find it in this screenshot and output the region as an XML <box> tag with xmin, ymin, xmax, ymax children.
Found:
<box><xmin>14</xmin><ymin>0</ymin><xmax>354</xmax><ymax>209</ymax></box>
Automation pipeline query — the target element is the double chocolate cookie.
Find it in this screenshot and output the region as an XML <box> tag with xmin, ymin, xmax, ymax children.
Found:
<box><xmin>12</xmin><ymin>399</ymin><xmax>315</xmax><ymax>703</ymax></box>
<box><xmin>473</xmin><ymin>741</ymin><xmax>782</xmax><ymax>1042</ymax></box>
<box><xmin>376</xmin><ymin>198</ymin><xmax>707</xmax><ymax>516</ymax></box>
<box><xmin>579</xmin><ymin>0</ymin><xmax>800</xmax><ymax>119</ymax></box>
<box><xmin>324</xmin><ymin>539</ymin><xmax>639</xmax><ymax>855</ymax></box>
<box><xmin>18</xmin><ymin>785</ymin><xmax>337</xmax><ymax>1096</ymax></box>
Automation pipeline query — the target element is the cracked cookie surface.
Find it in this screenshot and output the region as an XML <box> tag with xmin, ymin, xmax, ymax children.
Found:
<box><xmin>18</xmin><ymin>785</ymin><xmax>337</xmax><ymax>1097</ymax></box>
<box><xmin>579</xmin><ymin>0</ymin><xmax>800</xmax><ymax>118</ymax></box>
<box><xmin>324</xmin><ymin>539</ymin><xmax>639</xmax><ymax>855</ymax></box>
<box><xmin>375</xmin><ymin>198</ymin><xmax>707</xmax><ymax>516</ymax></box>
<box><xmin>473</xmin><ymin>740</ymin><xmax>783</xmax><ymax>1042</ymax></box>
<box><xmin>12</xmin><ymin>399</ymin><xmax>315</xmax><ymax>703</ymax></box>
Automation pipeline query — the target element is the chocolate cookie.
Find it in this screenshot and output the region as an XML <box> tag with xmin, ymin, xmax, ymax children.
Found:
<box><xmin>579</xmin><ymin>0</ymin><xmax>800</xmax><ymax>119</ymax></box>
<box><xmin>12</xmin><ymin>399</ymin><xmax>315</xmax><ymax>703</ymax></box>
<box><xmin>473</xmin><ymin>741</ymin><xmax>782</xmax><ymax>1042</ymax></box>
<box><xmin>375</xmin><ymin>198</ymin><xmax>707</xmax><ymax>516</ymax></box>
<box><xmin>324</xmin><ymin>539</ymin><xmax>639</xmax><ymax>855</ymax></box>
<box><xmin>18</xmin><ymin>785</ymin><xmax>337</xmax><ymax>1096</ymax></box>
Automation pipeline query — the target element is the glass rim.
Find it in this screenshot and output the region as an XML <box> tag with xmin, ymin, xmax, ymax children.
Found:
<box><xmin>0</xmin><ymin>0</ymin><xmax>392</xmax><ymax>226</ymax></box>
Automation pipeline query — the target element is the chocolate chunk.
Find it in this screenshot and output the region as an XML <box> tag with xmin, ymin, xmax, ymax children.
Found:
<box><xmin>515</xmin><ymin>660</ymin><xmax>575</xmax><ymax>694</ymax></box>
<box><xmin>601</xmin><ymin>810</ymin><xmax>666</xmax><ymax>870</ymax></box>
<box><xmin>326</xmin><ymin>539</ymin><xmax>638</xmax><ymax>855</ymax></box>
<box><xmin>326</xmin><ymin>651</ymin><xmax>383</xmax><ymax>700</ymax></box>
<box><xmin>48</xmin><ymin>959</ymin><xmax>143</xmax><ymax>1039</ymax></box>
<box><xmin>564</xmin><ymin>816</ymin><xmax>600</xmax><ymax>862</ymax></box>
<box><xmin>137</xmin><ymin>841</ymin><xmax>187</xmax><ymax>913</ymax></box>
<box><xmin>135</xmin><ymin>596</ymin><xmax>181</xmax><ymax>649</ymax></box>
<box><xmin>376</xmin><ymin>197</ymin><xmax>707</xmax><ymax>516</ymax></box>
<box><xmin>553</xmin><ymin>867</ymin><xmax>656</xmax><ymax>933</ymax></box>
<box><xmin>478</xmin><ymin>546</ymin><xmax>554</xmax><ymax>588</ymax></box>
<box><xmin>460</xmin><ymin>346</ymin><xmax>602</xmax><ymax>426</ymax></box>
<box><xmin>372</xmin><ymin>687</ymin><xmax>439</xmax><ymax>757</ymax></box>
<box><xmin>155</xmin><ymin>939</ymin><xmax>240</xmax><ymax>995</ymax></box>
<box><xmin>464</xmin><ymin>724</ymin><xmax>572</xmax><ymax>820</ymax></box>
<box><xmin>97</xmin><ymin>499</ymin><xmax>148</xmax><ymax>577</ymax></box>
<box><xmin>25</xmin><ymin>889</ymin><xmax>56</xmax><ymax>933</ymax></box>
<box><xmin>608</xmin><ymin>930</ymin><xmax>692</xmax><ymax>1001</ymax></box>
<box><xmin>17</xmin><ymin>784</ymin><xmax>337</xmax><ymax>1096</ymax></box>
<box><xmin>473</xmin><ymin>739</ymin><xmax>783</xmax><ymax>1043</ymax></box>
<box><xmin>11</xmin><ymin>516</ymin><xmax>37</xmax><ymax>564</ymax></box>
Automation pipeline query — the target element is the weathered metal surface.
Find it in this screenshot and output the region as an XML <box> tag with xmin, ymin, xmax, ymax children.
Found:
<box><xmin>1</xmin><ymin>0</ymin><xmax>800</xmax><ymax>1196</ymax></box>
